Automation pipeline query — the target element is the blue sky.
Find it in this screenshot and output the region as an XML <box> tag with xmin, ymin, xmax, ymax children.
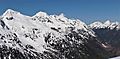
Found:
<box><xmin>0</xmin><ymin>0</ymin><xmax>120</xmax><ymax>24</ymax></box>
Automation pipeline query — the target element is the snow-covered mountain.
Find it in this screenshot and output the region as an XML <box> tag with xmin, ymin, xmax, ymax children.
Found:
<box><xmin>89</xmin><ymin>20</ymin><xmax>120</xmax><ymax>30</ymax></box>
<box><xmin>0</xmin><ymin>9</ymin><xmax>112</xmax><ymax>59</ymax></box>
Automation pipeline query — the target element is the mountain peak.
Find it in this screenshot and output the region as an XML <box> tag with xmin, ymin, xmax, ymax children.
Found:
<box><xmin>104</xmin><ymin>20</ymin><xmax>111</xmax><ymax>25</ymax></box>
<box><xmin>59</xmin><ymin>13</ymin><xmax>64</xmax><ymax>17</ymax></box>
<box><xmin>2</xmin><ymin>9</ymin><xmax>21</xmax><ymax>17</ymax></box>
<box><xmin>34</xmin><ymin>11</ymin><xmax>48</xmax><ymax>17</ymax></box>
<box><xmin>5</xmin><ymin>9</ymin><xmax>15</xmax><ymax>12</ymax></box>
<box><xmin>89</xmin><ymin>20</ymin><xmax>120</xmax><ymax>30</ymax></box>
<box><xmin>89</xmin><ymin>21</ymin><xmax>104</xmax><ymax>29</ymax></box>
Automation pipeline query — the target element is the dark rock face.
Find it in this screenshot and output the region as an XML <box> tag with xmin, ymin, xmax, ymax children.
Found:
<box><xmin>0</xmin><ymin>45</ymin><xmax>43</xmax><ymax>59</ymax></box>
<box><xmin>0</xmin><ymin>20</ymin><xmax>5</xmax><ymax>28</ymax></box>
<box><xmin>93</xmin><ymin>28</ymin><xmax>120</xmax><ymax>56</ymax></box>
<box><xmin>6</xmin><ymin>17</ymin><xmax>13</xmax><ymax>20</ymax></box>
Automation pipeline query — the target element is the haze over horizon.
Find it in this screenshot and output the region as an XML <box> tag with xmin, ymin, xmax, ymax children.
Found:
<box><xmin>0</xmin><ymin>0</ymin><xmax>120</xmax><ymax>24</ymax></box>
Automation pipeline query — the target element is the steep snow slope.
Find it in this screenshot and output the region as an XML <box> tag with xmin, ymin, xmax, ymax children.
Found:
<box><xmin>0</xmin><ymin>9</ymin><xmax>110</xmax><ymax>59</ymax></box>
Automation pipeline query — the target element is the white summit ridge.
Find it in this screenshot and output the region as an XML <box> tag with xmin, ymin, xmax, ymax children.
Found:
<box><xmin>89</xmin><ymin>20</ymin><xmax>120</xmax><ymax>30</ymax></box>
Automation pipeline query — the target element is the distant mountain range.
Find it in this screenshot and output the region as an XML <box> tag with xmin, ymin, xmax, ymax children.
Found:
<box><xmin>90</xmin><ymin>20</ymin><xmax>120</xmax><ymax>57</ymax></box>
<box><xmin>0</xmin><ymin>9</ymin><xmax>119</xmax><ymax>59</ymax></box>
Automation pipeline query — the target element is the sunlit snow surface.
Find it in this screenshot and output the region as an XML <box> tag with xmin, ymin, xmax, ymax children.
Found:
<box><xmin>89</xmin><ymin>20</ymin><xmax>120</xmax><ymax>30</ymax></box>
<box><xmin>109</xmin><ymin>56</ymin><xmax>120</xmax><ymax>59</ymax></box>
<box><xmin>0</xmin><ymin>9</ymin><xmax>116</xmax><ymax>59</ymax></box>
<box><xmin>0</xmin><ymin>9</ymin><xmax>95</xmax><ymax>54</ymax></box>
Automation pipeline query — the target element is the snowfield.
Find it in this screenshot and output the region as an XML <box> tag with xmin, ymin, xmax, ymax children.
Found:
<box><xmin>0</xmin><ymin>9</ymin><xmax>118</xmax><ymax>59</ymax></box>
<box><xmin>110</xmin><ymin>56</ymin><xmax>120</xmax><ymax>59</ymax></box>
